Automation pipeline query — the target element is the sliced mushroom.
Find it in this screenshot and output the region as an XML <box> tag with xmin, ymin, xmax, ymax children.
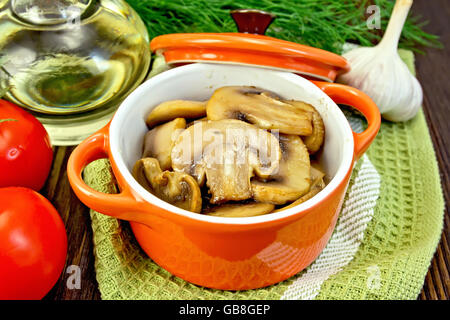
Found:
<box><xmin>206</xmin><ymin>86</ymin><xmax>313</xmax><ymax>135</ymax></box>
<box><xmin>273</xmin><ymin>166</ymin><xmax>326</xmax><ymax>213</ymax></box>
<box><xmin>251</xmin><ymin>134</ymin><xmax>311</xmax><ymax>205</ymax></box>
<box><xmin>132</xmin><ymin>157</ymin><xmax>202</xmax><ymax>213</ymax></box>
<box><xmin>204</xmin><ymin>202</ymin><xmax>275</xmax><ymax>217</ymax></box>
<box><xmin>143</xmin><ymin>118</ymin><xmax>186</xmax><ymax>170</ymax></box>
<box><xmin>171</xmin><ymin>119</ymin><xmax>282</xmax><ymax>204</ymax></box>
<box><xmin>273</xmin><ymin>179</ymin><xmax>325</xmax><ymax>213</ymax></box>
<box><xmin>186</xmin><ymin>117</ymin><xmax>208</xmax><ymax>128</ymax></box>
<box><xmin>146</xmin><ymin>100</ymin><xmax>207</xmax><ymax>128</ymax></box>
<box><xmin>283</xmin><ymin>100</ymin><xmax>325</xmax><ymax>154</ymax></box>
<box><xmin>310</xmin><ymin>163</ymin><xmax>326</xmax><ymax>182</ymax></box>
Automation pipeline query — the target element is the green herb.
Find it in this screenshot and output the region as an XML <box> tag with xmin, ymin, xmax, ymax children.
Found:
<box><xmin>126</xmin><ymin>0</ymin><xmax>441</xmax><ymax>54</ymax></box>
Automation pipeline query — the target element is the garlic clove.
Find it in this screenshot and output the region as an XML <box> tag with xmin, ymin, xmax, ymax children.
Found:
<box><xmin>381</xmin><ymin>59</ymin><xmax>423</xmax><ymax>122</ymax></box>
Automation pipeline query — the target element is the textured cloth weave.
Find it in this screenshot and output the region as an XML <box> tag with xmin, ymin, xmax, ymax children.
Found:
<box><xmin>82</xmin><ymin>50</ymin><xmax>444</xmax><ymax>300</ymax></box>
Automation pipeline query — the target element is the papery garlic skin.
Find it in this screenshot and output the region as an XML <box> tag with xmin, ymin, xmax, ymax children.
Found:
<box><xmin>339</xmin><ymin>46</ymin><xmax>423</xmax><ymax>122</ymax></box>
<box><xmin>337</xmin><ymin>0</ymin><xmax>423</xmax><ymax>123</ymax></box>
<box><xmin>380</xmin><ymin>56</ymin><xmax>423</xmax><ymax>122</ymax></box>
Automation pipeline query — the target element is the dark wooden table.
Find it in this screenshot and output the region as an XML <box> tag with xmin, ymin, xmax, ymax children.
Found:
<box><xmin>42</xmin><ymin>1</ymin><xmax>449</xmax><ymax>300</ymax></box>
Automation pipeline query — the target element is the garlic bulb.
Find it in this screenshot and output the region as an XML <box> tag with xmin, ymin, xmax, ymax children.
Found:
<box><xmin>338</xmin><ymin>0</ymin><xmax>423</xmax><ymax>122</ymax></box>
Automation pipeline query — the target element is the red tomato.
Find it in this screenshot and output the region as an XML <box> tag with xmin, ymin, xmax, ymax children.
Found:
<box><xmin>0</xmin><ymin>100</ymin><xmax>53</xmax><ymax>190</ymax></box>
<box><xmin>0</xmin><ymin>187</ymin><xmax>67</xmax><ymax>300</ymax></box>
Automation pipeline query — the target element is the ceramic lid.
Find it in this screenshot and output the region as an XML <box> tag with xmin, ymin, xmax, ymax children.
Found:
<box><xmin>150</xmin><ymin>9</ymin><xmax>350</xmax><ymax>82</ymax></box>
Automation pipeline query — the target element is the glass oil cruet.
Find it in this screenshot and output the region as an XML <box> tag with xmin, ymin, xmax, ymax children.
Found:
<box><xmin>0</xmin><ymin>0</ymin><xmax>151</xmax><ymax>145</ymax></box>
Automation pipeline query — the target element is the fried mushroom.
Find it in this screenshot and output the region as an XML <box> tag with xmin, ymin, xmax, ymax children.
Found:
<box><xmin>206</xmin><ymin>86</ymin><xmax>313</xmax><ymax>135</ymax></box>
<box><xmin>273</xmin><ymin>165</ymin><xmax>326</xmax><ymax>212</ymax></box>
<box><xmin>204</xmin><ymin>202</ymin><xmax>275</xmax><ymax>217</ymax></box>
<box><xmin>146</xmin><ymin>100</ymin><xmax>207</xmax><ymax>128</ymax></box>
<box><xmin>171</xmin><ymin>119</ymin><xmax>281</xmax><ymax>204</ymax></box>
<box><xmin>143</xmin><ymin>118</ymin><xmax>186</xmax><ymax>171</ymax></box>
<box><xmin>251</xmin><ymin>134</ymin><xmax>311</xmax><ymax>205</ymax></box>
<box><xmin>283</xmin><ymin>99</ymin><xmax>325</xmax><ymax>154</ymax></box>
<box><xmin>132</xmin><ymin>157</ymin><xmax>202</xmax><ymax>213</ymax></box>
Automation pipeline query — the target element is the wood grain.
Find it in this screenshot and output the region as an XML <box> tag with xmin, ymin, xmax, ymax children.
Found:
<box><xmin>41</xmin><ymin>1</ymin><xmax>448</xmax><ymax>300</ymax></box>
<box><xmin>42</xmin><ymin>147</ymin><xmax>101</xmax><ymax>300</ymax></box>
<box><xmin>412</xmin><ymin>0</ymin><xmax>449</xmax><ymax>301</ymax></box>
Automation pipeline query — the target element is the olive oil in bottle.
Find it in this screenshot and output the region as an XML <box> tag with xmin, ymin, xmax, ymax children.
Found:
<box><xmin>0</xmin><ymin>0</ymin><xmax>151</xmax><ymax>144</ymax></box>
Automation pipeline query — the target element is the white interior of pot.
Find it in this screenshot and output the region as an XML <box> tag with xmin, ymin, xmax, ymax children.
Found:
<box><xmin>110</xmin><ymin>63</ymin><xmax>355</xmax><ymax>224</ymax></box>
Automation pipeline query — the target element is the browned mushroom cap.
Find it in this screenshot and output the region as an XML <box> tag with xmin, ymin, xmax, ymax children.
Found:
<box><xmin>132</xmin><ymin>157</ymin><xmax>202</xmax><ymax>213</ymax></box>
<box><xmin>204</xmin><ymin>202</ymin><xmax>275</xmax><ymax>217</ymax></box>
<box><xmin>251</xmin><ymin>134</ymin><xmax>311</xmax><ymax>205</ymax></box>
<box><xmin>273</xmin><ymin>164</ymin><xmax>326</xmax><ymax>212</ymax></box>
<box><xmin>143</xmin><ymin>118</ymin><xmax>186</xmax><ymax>170</ymax></box>
<box><xmin>171</xmin><ymin>119</ymin><xmax>282</xmax><ymax>204</ymax></box>
<box><xmin>146</xmin><ymin>100</ymin><xmax>207</xmax><ymax>128</ymax></box>
<box><xmin>206</xmin><ymin>86</ymin><xmax>313</xmax><ymax>135</ymax></box>
<box><xmin>283</xmin><ymin>100</ymin><xmax>325</xmax><ymax>154</ymax></box>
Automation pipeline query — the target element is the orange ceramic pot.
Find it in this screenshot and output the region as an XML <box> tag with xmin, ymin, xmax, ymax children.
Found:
<box><xmin>67</xmin><ymin>63</ymin><xmax>380</xmax><ymax>290</ymax></box>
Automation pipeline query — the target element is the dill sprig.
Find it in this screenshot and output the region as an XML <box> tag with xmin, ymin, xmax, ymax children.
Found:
<box><xmin>126</xmin><ymin>0</ymin><xmax>441</xmax><ymax>54</ymax></box>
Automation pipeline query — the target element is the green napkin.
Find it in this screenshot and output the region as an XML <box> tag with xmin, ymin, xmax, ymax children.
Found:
<box><xmin>82</xmin><ymin>50</ymin><xmax>444</xmax><ymax>300</ymax></box>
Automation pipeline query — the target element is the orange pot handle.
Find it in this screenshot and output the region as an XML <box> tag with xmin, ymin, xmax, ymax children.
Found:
<box><xmin>67</xmin><ymin>124</ymin><xmax>150</xmax><ymax>224</ymax></box>
<box><xmin>312</xmin><ymin>81</ymin><xmax>381</xmax><ymax>160</ymax></box>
